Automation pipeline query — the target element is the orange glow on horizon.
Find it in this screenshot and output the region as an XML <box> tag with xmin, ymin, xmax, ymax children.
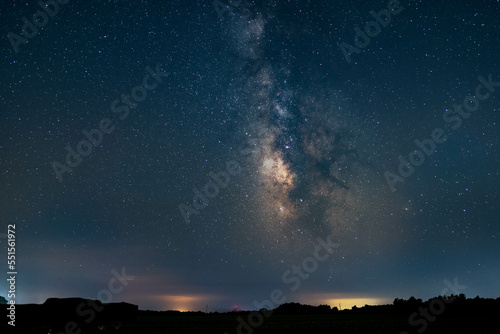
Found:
<box><xmin>156</xmin><ymin>294</ymin><xmax>217</xmax><ymax>312</ymax></box>
<box><xmin>323</xmin><ymin>298</ymin><xmax>388</xmax><ymax>310</ymax></box>
<box><xmin>159</xmin><ymin>295</ymin><xmax>200</xmax><ymax>311</ymax></box>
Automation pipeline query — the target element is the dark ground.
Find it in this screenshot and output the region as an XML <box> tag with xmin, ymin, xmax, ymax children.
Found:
<box><xmin>121</xmin><ymin>312</ymin><xmax>499</xmax><ymax>334</ymax></box>
<box><xmin>3</xmin><ymin>297</ymin><xmax>500</xmax><ymax>333</ymax></box>
<box><xmin>4</xmin><ymin>312</ymin><xmax>497</xmax><ymax>334</ymax></box>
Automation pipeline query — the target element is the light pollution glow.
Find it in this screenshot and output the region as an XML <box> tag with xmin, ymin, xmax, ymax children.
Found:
<box><xmin>137</xmin><ymin>292</ymin><xmax>391</xmax><ymax>312</ymax></box>
<box><xmin>152</xmin><ymin>294</ymin><xmax>392</xmax><ymax>312</ymax></box>
<box><xmin>295</xmin><ymin>292</ymin><xmax>392</xmax><ymax>310</ymax></box>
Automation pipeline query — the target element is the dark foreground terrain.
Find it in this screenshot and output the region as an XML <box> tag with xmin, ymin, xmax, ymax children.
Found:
<box><xmin>122</xmin><ymin>312</ymin><xmax>499</xmax><ymax>334</ymax></box>
<box><xmin>2</xmin><ymin>296</ymin><xmax>499</xmax><ymax>333</ymax></box>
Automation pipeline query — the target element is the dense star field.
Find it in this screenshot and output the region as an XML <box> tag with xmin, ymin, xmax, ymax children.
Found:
<box><xmin>1</xmin><ymin>0</ymin><xmax>499</xmax><ymax>319</ymax></box>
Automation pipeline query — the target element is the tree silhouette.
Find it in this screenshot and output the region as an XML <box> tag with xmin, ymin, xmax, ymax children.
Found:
<box><xmin>0</xmin><ymin>296</ymin><xmax>7</xmax><ymax>304</ymax></box>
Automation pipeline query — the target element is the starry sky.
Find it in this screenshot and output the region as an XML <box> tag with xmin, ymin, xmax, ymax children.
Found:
<box><xmin>1</xmin><ymin>0</ymin><xmax>499</xmax><ymax>312</ymax></box>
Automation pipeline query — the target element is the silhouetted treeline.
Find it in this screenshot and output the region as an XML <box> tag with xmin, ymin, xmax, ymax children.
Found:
<box><xmin>271</xmin><ymin>302</ymin><xmax>335</xmax><ymax>315</ymax></box>
<box><xmin>253</xmin><ymin>294</ymin><xmax>500</xmax><ymax>317</ymax></box>
<box><xmin>136</xmin><ymin>294</ymin><xmax>500</xmax><ymax>317</ymax></box>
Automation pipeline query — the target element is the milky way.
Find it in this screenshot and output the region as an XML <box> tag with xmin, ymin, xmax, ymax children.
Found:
<box><xmin>219</xmin><ymin>4</ymin><xmax>409</xmax><ymax>260</ymax></box>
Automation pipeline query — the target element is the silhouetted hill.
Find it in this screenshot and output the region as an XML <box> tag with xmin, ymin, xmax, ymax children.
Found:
<box><xmin>1</xmin><ymin>297</ymin><xmax>137</xmax><ymax>334</ymax></box>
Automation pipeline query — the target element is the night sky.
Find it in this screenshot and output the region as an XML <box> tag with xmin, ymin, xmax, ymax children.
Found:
<box><xmin>1</xmin><ymin>0</ymin><xmax>499</xmax><ymax>312</ymax></box>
